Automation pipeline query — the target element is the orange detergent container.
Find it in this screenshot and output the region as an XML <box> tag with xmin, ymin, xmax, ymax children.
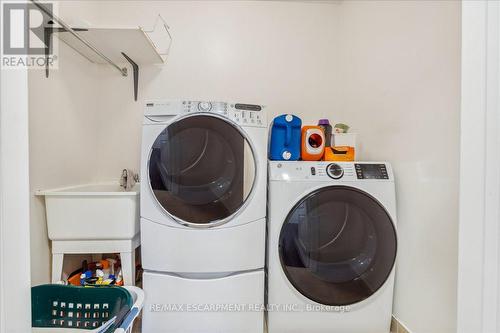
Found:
<box><xmin>323</xmin><ymin>146</ymin><xmax>356</xmax><ymax>161</ymax></box>
<box><xmin>301</xmin><ymin>126</ymin><xmax>325</xmax><ymax>161</ymax></box>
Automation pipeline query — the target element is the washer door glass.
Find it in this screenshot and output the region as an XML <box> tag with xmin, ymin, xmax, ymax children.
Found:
<box><xmin>279</xmin><ymin>186</ymin><xmax>397</xmax><ymax>306</ymax></box>
<box><xmin>149</xmin><ymin>115</ymin><xmax>256</xmax><ymax>225</ymax></box>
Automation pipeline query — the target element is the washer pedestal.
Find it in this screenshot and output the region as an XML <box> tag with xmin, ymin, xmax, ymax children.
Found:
<box><xmin>142</xmin><ymin>270</ymin><xmax>265</xmax><ymax>333</ymax></box>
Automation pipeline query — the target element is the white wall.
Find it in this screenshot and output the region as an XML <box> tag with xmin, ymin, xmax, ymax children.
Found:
<box><xmin>89</xmin><ymin>0</ymin><xmax>343</xmax><ymax>180</ymax></box>
<box><xmin>28</xmin><ymin>1</ymin><xmax>103</xmax><ymax>284</ymax></box>
<box><xmin>333</xmin><ymin>2</ymin><xmax>461</xmax><ymax>333</ymax></box>
<box><xmin>458</xmin><ymin>1</ymin><xmax>500</xmax><ymax>332</ymax></box>
<box><xmin>1</xmin><ymin>68</ymin><xmax>31</xmax><ymax>332</ymax></box>
<box><xmin>28</xmin><ymin>1</ymin><xmax>460</xmax><ymax>332</ymax></box>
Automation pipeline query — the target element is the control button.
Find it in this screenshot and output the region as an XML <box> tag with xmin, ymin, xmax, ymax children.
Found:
<box><xmin>327</xmin><ymin>163</ymin><xmax>344</xmax><ymax>179</ymax></box>
<box><xmin>310</xmin><ymin>167</ymin><xmax>316</xmax><ymax>175</ymax></box>
<box><xmin>198</xmin><ymin>102</ymin><xmax>212</xmax><ymax>112</ymax></box>
<box><xmin>282</xmin><ymin>151</ymin><xmax>292</xmax><ymax>160</ymax></box>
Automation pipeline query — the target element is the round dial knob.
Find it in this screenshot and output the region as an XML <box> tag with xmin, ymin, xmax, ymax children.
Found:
<box><xmin>327</xmin><ymin>163</ymin><xmax>344</xmax><ymax>179</ymax></box>
<box><xmin>198</xmin><ymin>102</ymin><xmax>212</xmax><ymax>112</ymax></box>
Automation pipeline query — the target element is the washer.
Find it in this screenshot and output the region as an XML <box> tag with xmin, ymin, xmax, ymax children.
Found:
<box><xmin>141</xmin><ymin>100</ymin><xmax>267</xmax><ymax>333</ymax></box>
<box><xmin>267</xmin><ymin>161</ymin><xmax>397</xmax><ymax>333</ymax></box>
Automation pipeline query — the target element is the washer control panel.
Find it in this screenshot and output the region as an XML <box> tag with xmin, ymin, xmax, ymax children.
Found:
<box><xmin>326</xmin><ymin>163</ymin><xmax>344</xmax><ymax>179</ymax></box>
<box><xmin>354</xmin><ymin>163</ymin><xmax>389</xmax><ymax>179</ymax></box>
<box><xmin>229</xmin><ymin>103</ymin><xmax>266</xmax><ymax>127</ymax></box>
<box><xmin>269</xmin><ymin>161</ymin><xmax>394</xmax><ymax>182</ymax></box>
<box><xmin>144</xmin><ymin>100</ymin><xmax>267</xmax><ymax>128</ymax></box>
<box><xmin>182</xmin><ymin>101</ymin><xmax>226</xmax><ymax>114</ymax></box>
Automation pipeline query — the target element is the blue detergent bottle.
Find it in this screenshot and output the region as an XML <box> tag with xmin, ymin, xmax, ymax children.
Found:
<box><xmin>269</xmin><ymin>114</ymin><xmax>302</xmax><ymax>160</ymax></box>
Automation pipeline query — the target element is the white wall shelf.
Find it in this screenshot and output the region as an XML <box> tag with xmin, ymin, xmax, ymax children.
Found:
<box><xmin>33</xmin><ymin>0</ymin><xmax>171</xmax><ymax>101</ymax></box>
<box><xmin>56</xmin><ymin>18</ymin><xmax>171</xmax><ymax>101</ymax></box>
<box><xmin>57</xmin><ymin>25</ymin><xmax>170</xmax><ymax>66</ymax></box>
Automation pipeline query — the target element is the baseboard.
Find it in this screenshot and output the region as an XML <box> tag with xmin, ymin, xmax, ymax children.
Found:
<box><xmin>391</xmin><ymin>316</ymin><xmax>412</xmax><ymax>333</ymax></box>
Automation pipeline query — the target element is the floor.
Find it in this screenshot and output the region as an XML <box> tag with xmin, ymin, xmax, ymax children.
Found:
<box><xmin>391</xmin><ymin>317</ymin><xmax>410</xmax><ymax>333</ymax></box>
<box><xmin>132</xmin><ymin>315</ymin><xmax>141</xmax><ymax>333</ymax></box>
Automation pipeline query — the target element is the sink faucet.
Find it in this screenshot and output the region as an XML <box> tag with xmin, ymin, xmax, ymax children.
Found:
<box><xmin>120</xmin><ymin>169</ymin><xmax>139</xmax><ymax>191</ymax></box>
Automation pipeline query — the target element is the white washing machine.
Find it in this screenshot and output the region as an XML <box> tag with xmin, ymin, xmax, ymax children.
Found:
<box><xmin>140</xmin><ymin>100</ymin><xmax>268</xmax><ymax>333</ymax></box>
<box><xmin>267</xmin><ymin>161</ymin><xmax>397</xmax><ymax>333</ymax></box>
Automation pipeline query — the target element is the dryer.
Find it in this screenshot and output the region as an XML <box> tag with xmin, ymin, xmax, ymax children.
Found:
<box><xmin>141</xmin><ymin>100</ymin><xmax>267</xmax><ymax>333</ymax></box>
<box><xmin>267</xmin><ymin>161</ymin><xmax>397</xmax><ymax>333</ymax></box>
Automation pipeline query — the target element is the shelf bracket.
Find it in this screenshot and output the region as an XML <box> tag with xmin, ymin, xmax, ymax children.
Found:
<box><xmin>43</xmin><ymin>25</ymin><xmax>51</xmax><ymax>78</ymax></box>
<box><xmin>122</xmin><ymin>52</ymin><xmax>139</xmax><ymax>101</ymax></box>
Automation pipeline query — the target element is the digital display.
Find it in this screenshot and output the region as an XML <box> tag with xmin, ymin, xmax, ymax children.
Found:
<box><xmin>235</xmin><ymin>103</ymin><xmax>262</xmax><ymax>111</ymax></box>
<box><xmin>355</xmin><ymin>164</ymin><xmax>389</xmax><ymax>179</ymax></box>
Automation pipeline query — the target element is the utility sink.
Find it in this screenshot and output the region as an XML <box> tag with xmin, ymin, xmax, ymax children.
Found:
<box><xmin>37</xmin><ymin>183</ymin><xmax>140</xmax><ymax>241</ymax></box>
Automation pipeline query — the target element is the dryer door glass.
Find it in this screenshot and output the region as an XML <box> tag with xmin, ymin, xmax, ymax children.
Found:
<box><xmin>148</xmin><ymin>115</ymin><xmax>256</xmax><ymax>225</ymax></box>
<box><xmin>279</xmin><ymin>186</ymin><xmax>397</xmax><ymax>306</ymax></box>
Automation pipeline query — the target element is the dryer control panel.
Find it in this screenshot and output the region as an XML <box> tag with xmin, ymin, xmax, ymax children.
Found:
<box><xmin>269</xmin><ymin>161</ymin><xmax>394</xmax><ymax>182</ymax></box>
<box><xmin>144</xmin><ymin>100</ymin><xmax>267</xmax><ymax>128</ymax></box>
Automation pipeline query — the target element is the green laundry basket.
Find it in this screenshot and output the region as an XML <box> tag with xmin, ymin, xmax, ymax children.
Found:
<box><xmin>32</xmin><ymin>284</ymin><xmax>133</xmax><ymax>332</ymax></box>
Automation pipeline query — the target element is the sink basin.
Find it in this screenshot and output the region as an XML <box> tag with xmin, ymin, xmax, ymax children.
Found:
<box><xmin>37</xmin><ymin>183</ymin><xmax>140</xmax><ymax>241</ymax></box>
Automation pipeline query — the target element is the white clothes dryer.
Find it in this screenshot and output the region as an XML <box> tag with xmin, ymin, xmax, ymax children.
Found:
<box><xmin>267</xmin><ymin>161</ymin><xmax>397</xmax><ymax>333</ymax></box>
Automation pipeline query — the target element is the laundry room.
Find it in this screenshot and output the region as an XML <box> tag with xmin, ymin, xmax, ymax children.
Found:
<box><xmin>2</xmin><ymin>1</ymin><xmax>496</xmax><ymax>333</ymax></box>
